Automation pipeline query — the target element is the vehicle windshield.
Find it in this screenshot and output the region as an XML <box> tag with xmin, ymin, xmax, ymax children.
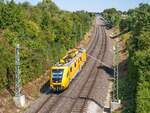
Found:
<box><xmin>52</xmin><ymin>69</ymin><xmax>64</xmax><ymax>78</ymax></box>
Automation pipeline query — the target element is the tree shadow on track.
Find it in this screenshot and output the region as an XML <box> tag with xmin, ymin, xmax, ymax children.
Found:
<box><xmin>40</xmin><ymin>80</ymin><xmax>64</xmax><ymax>95</ymax></box>
<box><xmin>97</xmin><ymin>65</ymin><xmax>114</xmax><ymax>77</ymax></box>
<box><xmin>97</xmin><ymin>58</ymin><xmax>128</xmax><ymax>78</ymax></box>
<box><xmin>79</xmin><ymin>96</ymin><xmax>111</xmax><ymax>112</ymax></box>
<box><xmin>40</xmin><ymin>80</ymin><xmax>51</xmax><ymax>95</ymax></box>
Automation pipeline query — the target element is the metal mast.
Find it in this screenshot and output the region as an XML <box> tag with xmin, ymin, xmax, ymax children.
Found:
<box><xmin>113</xmin><ymin>41</ymin><xmax>119</xmax><ymax>102</ymax></box>
<box><xmin>15</xmin><ymin>44</ymin><xmax>21</xmax><ymax>97</ymax></box>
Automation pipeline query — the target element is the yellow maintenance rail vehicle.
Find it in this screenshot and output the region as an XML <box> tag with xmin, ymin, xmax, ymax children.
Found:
<box><xmin>50</xmin><ymin>48</ymin><xmax>87</xmax><ymax>91</ymax></box>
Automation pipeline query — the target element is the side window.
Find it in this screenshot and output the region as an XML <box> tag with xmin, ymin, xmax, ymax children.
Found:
<box><xmin>74</xmin><ymin>62</ymin><xmax>76</xmax><ymax>67</ymax></box>
<box><xmin>67</xmin><ymin>72</ymin><xmax>69</xmax><ymax>77</ymax></box>
<box><xmin>70</xmin><ymin>67</ymin><xmax>72</xmax><ymax>72</ymax></box>
<box><xmin>80</xmin><ymin>57</ymin><xmax>82</xmax><ymax>61</ymax></box>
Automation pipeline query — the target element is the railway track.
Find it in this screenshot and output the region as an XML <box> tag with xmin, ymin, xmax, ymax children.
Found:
<box><xmin>25</xmin><ymin>18</ymin><xmax>110</xmax><ymax>113</ymax></box>
<box><xmin>68</xmin><ymin>26</ymin><xmax>108</xmax><ymax>113</ymax></box>
<box><xmin>37</xmin><ymin>23</ymin><xmax>102</xmax><ymax>113</ymax></box>
<box><xmin>47</xmin><ymin>24</ymin><xmax>103</xmax><ymax>113</ymax></box>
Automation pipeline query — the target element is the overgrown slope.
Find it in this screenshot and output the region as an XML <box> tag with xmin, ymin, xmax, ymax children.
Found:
<box><xmin>0</xmin><ymin>0</ymin><xmax>95</xmax><ymax>91</ymax></box>
<box><xmin>101</xmin><ymin>3</ymin><xmax>150</xmax><ymax>113</ymax></box>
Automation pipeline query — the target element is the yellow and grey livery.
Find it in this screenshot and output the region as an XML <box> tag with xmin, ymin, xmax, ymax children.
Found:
<box><xmin>50</xmin><ymin>48</ymin><xmax>87</xmax><ymax>91</ymax></box>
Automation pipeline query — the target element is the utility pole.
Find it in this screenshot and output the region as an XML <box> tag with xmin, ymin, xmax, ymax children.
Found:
<box><xmin>13</xmin><ymin>44</ymin><xmax>26</xmax><ymax>108</ymax></box>
<box><xmin>111</xmin><ymin>40</ymin><xmax>121</xmax><ymax>112</ymax></box>
<box><xmin>113</xmin><ymin>41</ymin><xmax>119</xmax><ymax>102</ymax></box>
<box><xmin>15</xmin><ymin>44</ymin><xmax>21</xmax><ymax>97</ymax></box>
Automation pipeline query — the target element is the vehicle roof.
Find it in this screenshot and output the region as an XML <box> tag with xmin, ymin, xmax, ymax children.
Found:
<box><xmin>53</xmin><ymin>48</ymin><xmax>86</xmax><ymax>68</ymax></box>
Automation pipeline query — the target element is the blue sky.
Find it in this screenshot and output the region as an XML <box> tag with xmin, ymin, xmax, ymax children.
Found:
<box><xmin>16</xmin><ymin>0</ymin><xmax>150</xmax><ymax>12</ymax></box>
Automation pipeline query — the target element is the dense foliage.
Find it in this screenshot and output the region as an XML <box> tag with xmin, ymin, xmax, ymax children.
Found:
<box><xmin>0</xmin><ymin>0</ymin><xmax>94</xmax><ymax>91</ymax></box>
<box><xmin>101</xmin><ymin>8</ymin><xmax>122</xmax><ymax>27</ymax></box>
<box><xmin>102</xmin><ymin>3</ymin><xmax>150</xmax><ymax>113</ymax></box>
<box><xmin>127</xmin><ymin>4</ymin><xmax>150</xmax><ymax>113</ymax></box>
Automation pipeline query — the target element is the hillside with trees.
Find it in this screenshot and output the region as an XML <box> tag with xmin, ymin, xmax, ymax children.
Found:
<box><xmin>101</xmin><ymin>3</ymin><xmax>150</xmax><ymax>113</ymax></box>
<box><xmin>0</xmin><ymin>0</ymin><xmax>94</xmax><ymax>91</ymax></box>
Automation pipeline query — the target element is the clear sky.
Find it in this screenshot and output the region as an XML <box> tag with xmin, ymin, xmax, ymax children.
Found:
<box><xmin>16</xmin><ymin>0</ymin><xmax>150</xmax><ymax>12</ymax></box>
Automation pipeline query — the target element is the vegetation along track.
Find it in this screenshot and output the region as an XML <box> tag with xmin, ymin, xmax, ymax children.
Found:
<box><xmin>25</xmin><ymin>19</ymin><xmax>108</xmax><ymax>113</ymax></box>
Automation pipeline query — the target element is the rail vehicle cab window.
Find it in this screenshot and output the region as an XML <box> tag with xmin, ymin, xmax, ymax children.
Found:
<box><xmin>52</xmin><ymin>69</ymin><xmax>64</xmax><ymax>78</ymax></box>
